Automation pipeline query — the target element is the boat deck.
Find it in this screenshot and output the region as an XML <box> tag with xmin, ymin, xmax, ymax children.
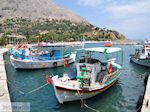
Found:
<box><xmin>55</xmin><ymin>77</ymin><xmax>102</xmax><ymax>90</ymax></box>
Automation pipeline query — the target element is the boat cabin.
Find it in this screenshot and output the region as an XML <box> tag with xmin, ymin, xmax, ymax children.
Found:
<box><xmin>76</xmin><ymin>57</ymin><xmax>101</xmax><ymax>84</ymax></box>
<box><xmin>75</xmin><ymin>47</ymin><xmax>122</xmax><ymax>88</ymax></box>
<box><xmin>136</xmin><ymin>45</ymin><xmax>150</xmax><ymax>59</ymax></box>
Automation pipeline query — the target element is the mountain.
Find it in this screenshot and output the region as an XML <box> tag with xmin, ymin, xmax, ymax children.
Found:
<box><xmin>0</xmin><ymin>0</ymin><xmax>88</xmax><ymax>24</ymax></box>
<box><xmin>0</xmin><ymin>0</ymin><xmax>127</xmax><ymax>42</ymax></box>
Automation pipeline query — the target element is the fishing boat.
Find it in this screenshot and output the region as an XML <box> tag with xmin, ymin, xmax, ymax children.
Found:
<box><xmin>48</xmin><ymin>47</ymin><xmax>123</xmax><ymax>103</ymax></box>
<box><xmin>144</xmin><ymin>39</ymin><xmax>150</xmax><ymax>45</ymax></box>
<box><xmin>10</xmin><ymin>44</ymin><xmax>76</xmax><ymax>69</ymax></box>
<box><xmin>130</xmin><ymin>45</ymin><xmax>150</xmax><ymax>67</ymax></box>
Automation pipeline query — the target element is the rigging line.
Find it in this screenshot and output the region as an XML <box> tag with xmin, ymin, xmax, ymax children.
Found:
<box><xmin>76</xmin><ymin>90</ymin><xmax>100</xmax><ymax>112</ymax></box>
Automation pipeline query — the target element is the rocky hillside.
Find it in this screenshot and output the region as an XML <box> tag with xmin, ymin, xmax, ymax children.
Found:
<box><xmin>0</xmin><ymin>0</ymin><xmax>127</xmax><ymax>42</ymax></box>
<box><xmin>0</xmin><ymin>0</ymin><xmax>88</xmax><ymax>24</ymax></box>
<box><xmin>82</xmin><ymin>28</ymin><xmax>126</xmax><ymax>40</ymax></box>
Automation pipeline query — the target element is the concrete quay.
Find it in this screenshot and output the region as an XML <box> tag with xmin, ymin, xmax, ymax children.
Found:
<box><xmin>141</xmin><ymin>75</ymin><xmax>150</xmax><ymax>112</ymax></box>
<box><xmin>0</xmin><ymin>48</ymin><xmax>12</xmax><ymax>112</ymax></box>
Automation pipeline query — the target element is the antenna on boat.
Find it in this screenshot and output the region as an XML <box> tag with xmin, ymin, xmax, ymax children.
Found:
<box><xmin>121</xmin><ymin>48</ymin><xmax>123</xmax><ymax>66</ymax></box>
<box><xmin>104</xmin><ymin>48</ymin><xmax>108</xmax><ymax>60</ymax></box>
<box><xmin>81</xmin><ymin>38</ymin><xmax>85</xmax><ymax>49</ymax></box>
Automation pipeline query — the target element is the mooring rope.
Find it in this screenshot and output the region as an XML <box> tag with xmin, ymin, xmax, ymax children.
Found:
<box><xmin>141</xmin><ymin>72</ymin><xmax>147</xmax><ymax>79</ymax></box>
<box><xmin>7</xmin><ymin>80</ymin><xmax>25</xmax><ymax>95</ymax></box>
<box><xmin>26</xmin><ymin>83</ymin><xmax>48</xmax><ymax>94</ymax></box>
<box><xmin>7</xmin><ymin>79</ymin><xmax>49</xmax><ymax>95</ymax></box>
<box><xmin>77</xmin><ymin>90</ymin><xmax>100</xmax><ymax>112</ymax></box>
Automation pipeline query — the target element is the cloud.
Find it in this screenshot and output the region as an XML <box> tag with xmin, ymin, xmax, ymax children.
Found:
<box><xmin>77</xmin><ymin>0</ymin><xmax>150</xmax><ymax>39</ymax></box>
<box><xmin>107</xmin><ymin>17</ymin><xmax>150</xmax><ymax>39</ymax></box>
<box><xmin>77</xmin><ymin>0</ymin><xmax>117</xmax><ymax>8</ymax></box>
<box><xmin>77</xmin><ymin>0</ymin><xmax>102</xmax><ymax>7</ymax></box>
<box><xmin>106</xmin><ymin>0</ymin><xmax>150</xmax><ymax>39</ymax></box>
<box><xmin>107</xmin><ymin>0</ymin><xmax>150</xmax><ymax>19</ymax></box>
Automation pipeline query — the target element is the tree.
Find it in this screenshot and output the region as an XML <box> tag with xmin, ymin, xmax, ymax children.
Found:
<box><xmin>0</xmin><ymin>37</ymin><xmax>7</xmax><ymax>46</ymax></box>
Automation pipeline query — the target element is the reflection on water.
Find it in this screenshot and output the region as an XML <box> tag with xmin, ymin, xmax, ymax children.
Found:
<box><xmin>4</xmin><ymin>44</ymin><xmax>150</xmax><ymax>112</ymax></box>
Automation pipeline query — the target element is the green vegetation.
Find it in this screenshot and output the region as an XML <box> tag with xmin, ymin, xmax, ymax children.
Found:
<box><xmin>0</xmin><ymin>18</ymin><xmax>125</xmax><ymax>45</ymax></box>
<box><xmin>0</xmin><ymin>37</ymin><xmax>7</xmax><ymax>45</ymax></box>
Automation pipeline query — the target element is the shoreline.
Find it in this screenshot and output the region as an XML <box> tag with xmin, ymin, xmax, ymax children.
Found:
<box><xmin>0</xmin><ymin>39</ymin><xmax>139</xmax><ymax>48</ymax></box>
<box><xmin>30</xmin><ymin>40</ymin><xmax>139</xmax><ymax>47</ymax></box>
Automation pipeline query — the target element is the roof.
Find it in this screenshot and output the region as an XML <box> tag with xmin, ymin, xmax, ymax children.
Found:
<box><xmin>77</xmin><ymin>47</ymin><xmax>122</xmax><ymax>53</ymax></box>
<box><xmin>6</xmin><ymin>35</ymin><xmax>26</xmax><ymax>39</ymax></box>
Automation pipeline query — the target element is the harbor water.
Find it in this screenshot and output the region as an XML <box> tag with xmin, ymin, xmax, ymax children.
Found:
<box><xmin>4</xmin><ymin>43</ymin><xmax>150</xmax><ymax>112</ymax></box>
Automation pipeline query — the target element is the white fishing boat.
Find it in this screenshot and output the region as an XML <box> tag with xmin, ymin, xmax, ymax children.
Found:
<box><xmin>48</xmin><ymin>47</ymin><xmax>123</xmax><ymax>103</ymax></box>
<box><xmin>144</xmin><ymin>39</ymin><xmax>150</xmax><ymax>45</ymax></box>
<box><xmin>130</xmin><ymin>45</ymin><xmax>150</xmax><ymax>67</ymax></box>
<box><xmin>10</xmin><ymin>44</ymin><xmax>76</xmax><ymax>69</ymax></box>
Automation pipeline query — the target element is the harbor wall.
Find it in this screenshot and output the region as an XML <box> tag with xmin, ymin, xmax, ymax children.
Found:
<box><xmin>141</xmin><ymin>75</ymin><xmax>150</xmax><ymax>112</ymax></box>
<box><xmin>0</xmin><ymin>48</ymin><xmax>12</xmax><ymax>112</ymax></box>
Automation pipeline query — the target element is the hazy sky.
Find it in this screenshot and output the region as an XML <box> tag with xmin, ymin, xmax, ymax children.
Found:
<box><xmin>54</xmin><ymin>0</ymin><xmax>150</xmax><ymax>39</ymax></box>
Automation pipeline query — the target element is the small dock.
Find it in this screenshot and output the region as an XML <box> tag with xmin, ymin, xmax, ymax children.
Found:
<box><xmin>141</xmin><ymin>75</ymin><xmax>150</xmax><ymax>112</ymax></box>
<box><xmin>0</xmin><ymin>48</ymin><xmax>12</xmax><ymax>112</ymax></box>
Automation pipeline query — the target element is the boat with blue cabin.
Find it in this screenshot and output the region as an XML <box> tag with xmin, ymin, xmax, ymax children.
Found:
<box><xmin>10</xmin><ymin>44</ymin><xmax>76</xmax><ymax>69</ymax></box>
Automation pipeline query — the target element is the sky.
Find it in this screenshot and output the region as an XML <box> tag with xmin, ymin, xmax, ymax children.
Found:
<box><xmin>54</xmin><ymin>0</ymin><xmax>150</xmax><ymax>40</ymax></box>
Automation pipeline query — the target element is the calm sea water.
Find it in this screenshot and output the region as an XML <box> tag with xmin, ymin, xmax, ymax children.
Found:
<box><xmin>4</xmin><ymin>43</ymin><xmax>150</xmax><ymax>112</ymax></box>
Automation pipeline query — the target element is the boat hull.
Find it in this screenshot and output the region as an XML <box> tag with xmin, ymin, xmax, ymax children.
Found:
<box><xmin>52</xmin><ymin>71</ymin><xmax>121</xmax><ymax>104</ymax></box>
<box><xmin>10</xmin><ymin>52</ymin><xmax>76</xmax><ymax>69</ymax></box>
<box><xmin>53</xmin><ymin>80</ymin><xmax>117</xmax><ymax>103</ymax></box>
<box><xmin>130</xmin><ymin>57</ymin><xmax>150</xmax><ymax>67</ymax></box>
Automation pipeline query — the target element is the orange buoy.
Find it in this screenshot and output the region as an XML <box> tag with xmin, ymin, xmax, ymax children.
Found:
<box><xmin>64</xmin><ymin>58</ymin><xmax>69</xmax><ymax>67</ymax></box>
<box><xmin>46</xmin><ymin>75</ymin><xmax>53</xmax><ymax>84</ymax></box>
<box><xmin>107</xmin><ymin>63</ymin><xmax>112</xmax><ymax>74</ymax></box>
<box><xmin>104</xmin><ymin>42</ymin><xmax>113</xmax><ymax>47</ymax></box>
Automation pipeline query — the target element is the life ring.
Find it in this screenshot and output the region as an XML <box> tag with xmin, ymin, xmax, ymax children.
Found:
<box><xmin>53</xmin><ymin>62</ymin><xmax>57</xmax><ymax>67</ymax></box>
<box><xmin>64</xmin><ymin>58</ymin><xmax>69</xmax><ymax>67</ymax></box>
<box><xmin>107</xmin><ymin>63</ymin><xmax>112</xmax><ymax>74</ymax></box>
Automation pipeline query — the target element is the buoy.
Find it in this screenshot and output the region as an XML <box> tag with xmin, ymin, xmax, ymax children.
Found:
<box><xmin>104</xmin><ymin>42</ymin><xmax>113</xmax><ymax>47</ymax></box>
<box><xmin>64</xmin><ymin>58</ymin><xmax>69</xmax><ymax>67</ymax></box>
<box><xmin>46</xmin><ymin>74</ymin><xmax>53</xmax><ymax>84</ymax></box>
<box><xmin>107</xmin><ymin>63</ymin><xmax>112</xmax><ymax>74</ymax></box>
<box><xmin>47</xmin><ymin>77</ymin><xmax>52</xmax><ymax>84</ymax></box>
